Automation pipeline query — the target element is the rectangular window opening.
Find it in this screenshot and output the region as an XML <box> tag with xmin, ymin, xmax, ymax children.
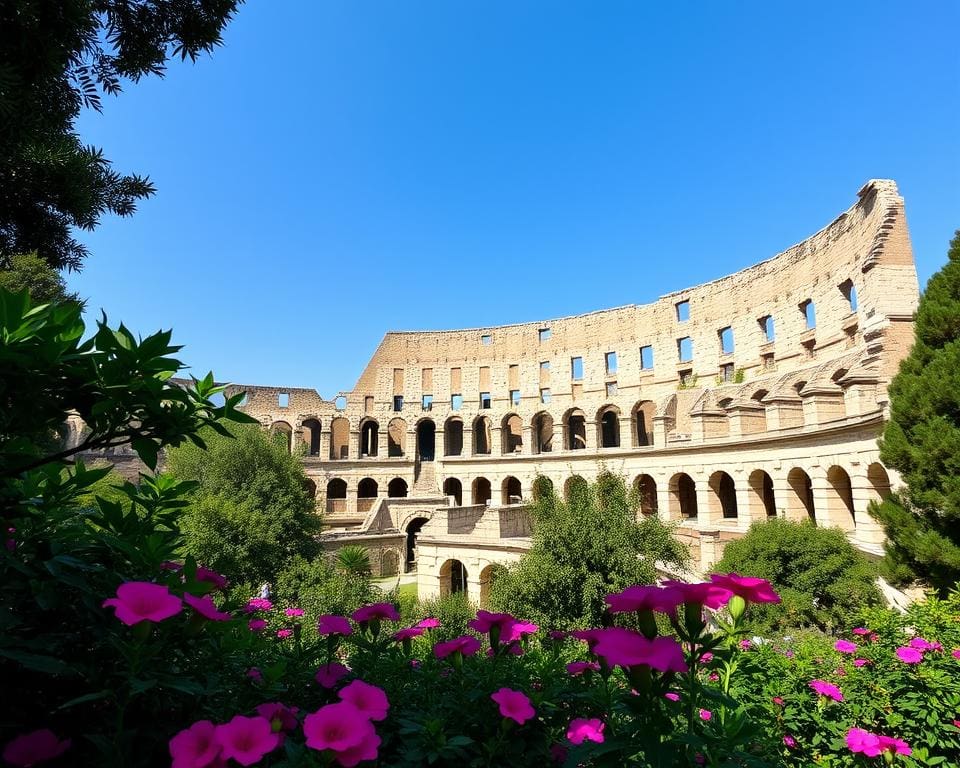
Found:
<box><xmin>422</xmin><ymin>394</ymin><xmax>433</xmax><ymax>411</ymax></box>
<box><xmin>540</xmin><ymin>388</ymin><xmax>552</xmax><ymax>404</ymax></box>
<box><xmin>605</xmin><ymin>351</ymin><xmax>618</xmax><ymax>374</ymax></box>
<box><xmin>760</xmin><ymin>315</ymin><xmax>775</xmax><ymax>342</ymax></box>
<box><xmin>719</xmin><ymin>326</ymin><xmax>734</xmax><ymax>355</ymax></box>
<box><xmin>481</xmin><ymin>333</ymin><xmax>493</xmax><ymax>345</ymax></box>
<box><xmin>675</xmin><ymin>300</ymin><xmax>690</xmax><ymax>322</ymax></box>
<box><xmin>840</xmin><ymin>280</ymin><xmax>858</xmax><ymax>312</ymax></box>
<box><xmin>800</xmin><ymin>300</ymin><xmax>816</xmax><ymax>329</ymax></box>
<box><xmin>480</xmin><ymin>392</ymin><xmax>492</xmax><ymax>409</ymax></box>
<box><xmin>393</xmin><ymin>395</ymin><xmax>403</xmax><ymax>412</ymax></box>
<box><xmin>278</xmin><ymin>392</ymin><xmax>289</xmax><ymax>408</ymax></box>
<box><xmin>606</xmin><ymin>381</ymin><xmax>618</xmax><ymax>396</ymax></box>
<box><xmin>450</xmin><ymin>393</ymin><xmax>463</xmax><ymax>411</ymax></box>
<box><xmin>720</xmin><ymin>363</ymin><xmax>735</xmax><ymax>383</ymax></box>
<box><xmin>510</xmin><ymin>389</ymin><xmax>521</xmax><ymax>407</ymax></box>
<box><xmin>538</xmin><ymin>328</ymin><xmax>552</xmax><ymax>342</ymax></box>
<box><xmin>640</xmin><ymin>345</ymin><xmax>654</xmax><ymax>370</ymax></box>
<box><xmin>677</xmin><ymin>337</ymin><xmax>693</xmax><ymax>363</ymax></box>
<box><xmin>571</xmin><ymin>356</ymin><xmax>584</xmax><ymax>380</ymax></box>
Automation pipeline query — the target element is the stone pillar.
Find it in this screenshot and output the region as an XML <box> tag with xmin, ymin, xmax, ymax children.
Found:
<box><xmin>377</xmin><ymin>428</ymin><xmax>389</xmax><ymax>458</ymax></box>
<box><xmin>319</xmin><ymin>431</ymin><xmax>331</xmax><ymax>461</ymax></box>
<box><xmin>350</xmin><ymin>429</ymin><xmax>361</xmax><ymax>459</ymax></box>
<box><xmin>655</xmin><ymin>480</ymin><xmax>672</xmax><ymax>524</ymax></box>
<box><xmin>695</xmin><ymin>481</ymin><xmax>714</xmax><ymax>527</ymax></box>
<box><xmin>583</xmin><ymin>419</ymin><xmax>597</xmax><ymax>451</ymax></box>
<box><xmin>618</xmin><ymin>415</ymin><xmax>632</xmax><ymax>449</ymax></box>
<box><xmin>652</xmin><ymin>415</ymin><xmax>672</xmax><ymax>445</ymax></box>
<box><xmin>521</xmin><ymin>424</ymin><xmax>533</xmax><ymax>455</ymax></box>
<box><xmin>464</xmin><ymin>426</ymin><xmax>474</xmax><ymax>456</ymax></box>
<box><xmin>809</xmin><ymin>470</ymin><xmax>831</xmax><ymax>528</ymax></box>
<box><xmin>491</xmin><ymin>425</ymin><xmax>503</xmax><ymax>456</ymax></box>
<box><xmin>850</xmin><ymin>471</ymin><xmax>885</xmax><ymax>548</ymax></box>
<box><xmin>699</xmin><ymin>530</ymin><xmax>721</xmax><ymax>572</ymax></box>
<box><xmin>772</xmin><ymin>475</ymin><xmax>795</xmax><ymax>521</ymax></box>
<box><xmin>345</xmin><ymin>485</ymin><xmax>358</xmax><ymax>518</ymax></box>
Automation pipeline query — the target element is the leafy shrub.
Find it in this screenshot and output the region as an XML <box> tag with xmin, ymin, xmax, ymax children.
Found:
<box><xmin>272</xmin><ymin>554</ymin><xmax>372</xmax><ymax>633</ymax></box>
<box><xmin>714</xmin><ymin>518</ymin><xmax>881</xmax><ymax>633</ymax></box>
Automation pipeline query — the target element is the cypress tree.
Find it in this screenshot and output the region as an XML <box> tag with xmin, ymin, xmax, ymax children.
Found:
<box><xmin>871</xmin><ymin>231</ymin><xmax>960</xmax><ymax>592</ymax></box>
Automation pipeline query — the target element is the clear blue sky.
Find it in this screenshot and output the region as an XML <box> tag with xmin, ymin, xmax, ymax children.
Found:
<box><xmin>71</xmin><ymin>1</ymin><xmax>959</xmax><ymax>398</ymax></box>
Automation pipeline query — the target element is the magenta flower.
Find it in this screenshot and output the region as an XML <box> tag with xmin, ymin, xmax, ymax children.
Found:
<box><xmin>352</xmin><ymin>603</ymin><xmax>400</xmax><ymax>623</ymax></box>
<box><xmin>247</xmin><ymin>618</ymin><xmax>267</xmax><ymax>632</ymax></box>
<box><xmin>303</xmin><ymin>702</ymin><xmax>380</xmax><ymax>766</ymax></box>
<box><xmin>852</xmin><ymin>627</ymin><xmax>871</xmax><ymax>636</ymax></box>
<box><xmin>566</xmin><ymin>661</ymin><xmax>601</xmax><ymax>676</ymax></box>
<box><xmin>215</xmin><ymin>716</ymin><xmax>279</xmax><ymax>766</ymax></box>
<box><xmin>591</xmin><ymin>628</ymin><xmax>688</xmax><ymax>673</ymax></box>
<box><xmin>739</xmin><ymin>639</ymin><xmax>752</xmax><ymax>650</ymax></box>
<box><xmin>2</xmin><ymin>729</ymin><xmax>71</xmax><ymax>767</ymax></box>
<box><xmin>246</xmin><ymin>667</ymin><xmax>263</xmax><ymax>683</ymax></box>
<box><xmin>809</xmin><ymin>679</ymin><xmax>843</xmax><ymax>701</ymax></box>
<box><xmin>469</xmin><ymin>610</ymin><xmax>516</xmax><ymax>634</ymax></box>
<box><xmin>665</xmin><ymin>692</ymin><xmax>681</xmax><ymax>702</ymax></box>
<box><xmin>699</xmin><ymin>709</ymin><xmax>712</xmax><ymax>721</ymax></box>
<box><xmin>244</xmin><ymin>598</ymin><xmax>273</xmax><ymax>613</ymax></box>
<box><xmin>549</xmin><ymin>630</ymin><xmax>568</xmax><ymax>641</ymax></box>
<box><xmin>953</xmin><ymin>649</ymin><xmax>960</xmax><ymax>660</ymax></box>
<box><xmin>783</xmin><ymin>735</ymin><xmax>796</xmax><ymax>748</ymax></box>
<box><xmin>255</xmin><ymin>702</ymin><xmax>299</xmax><ymax>735</ymax></box>
<box><xmin>772</xmin><ymin>697</ymin><xmax>784</xmax><ymax>706</ymax></box>
<box><xmin>661</xmin><ymin>579</ymin><xmax>733</xmax><ymax>609</ymax></box>
<box><xmin>285</xmin><ymin>607</ymin><xmax>305</xmax><ymax>618</ymax></box>
<box><xmin>433</xmin><ymin>635</ymin><xmax>481</xmax><ymax>659</ymax></box>
<box><xmin>570</xmin><ymin>628</ymin><xmax>605</xmax><ymax>648</ymax></box>
<box><xmin>490</xmin><ymin>688</ymin><xmax>535</xmax><ymax>725</ymax></box>
<box><xmin>606</xmin><ymin>584</ymin><xmax>684</xmax><ymax>614</ymax></box>
<box><xmin>195</xmin><ymin>567</ymin><xmax>228</xmax><ymax>590</ymax></box>
<box><xmin>566</xmin><ymin>718</ymin><xmax>605</xmax><ymax>745</ymax></box>
<box><xmin>847</xmin><ymin>728</ymin><xmax>881</xmax><ymax>757</ymax></box>
<box><xmin>416</xmin><ymin>617</ymin><xmax>440</xmax><ymax>629</ymax></box>
<box><xmin>895</xmin><ymin>646</ymin><xmax>924</xmax><ymax>664</ymax></box>
<box><xmin>834</xmin><ymin>639</ymin><xmax>857</xmax><ymax>654</ymax></box>
<box><xmin>276</xmin><ymin>629</ymin><xmax>293</xmax><ymax>640</ymax></box>
<box><xmin>853</xmin><ymin>658</ymin><xmax>869</xmax><ymax>667</ymax></box>
<box><xmin>700</xmin><ymin>652</ymin><xmax>714</xmax><ymax>663</ymax></box>
<box><xmin>315</xmin><ymin>662</ymin><xmax>350</xmax><ymax>689</ymax></box>
<box><xmin>393</xmin><ymin>626</ymin><xmax>425</xmax><ymax>641</ymax></box>
<box><xmin>338</xmin><ymin>680</ymin><xmax>389</xmax><ymax>721</ymax></box>
<box><xmin>184</xmin><ymin>593</ymin><xmax>231</xmax><ymax>622</ymax></box>
<box><xmin>878</xmin><ymin>736</ymin><xmax>911</xmax><ymax>756</ymax></box>
<box><xmin>708</xmin><ymin>573</ymin><xmax>781</xmax><ymax>603</ymax></box>
<box><xmin>504</xmin><ymin>620</ymin><xmax>539</xmax><ymax>642</ymax></box>
<box><xmin>317</xmin><ymin>614</ymin><xmax>353</xmax><ymax>636</ymax></box>
<box><xmin>909</xmin><ymin>637</ymin><xmax>941</xmax><ymax>651</ymax></box>
<box><xmin>169</xmin><ymin>720</ymin><xmax>220</xmax><ymax>768</ymax></box>
<box><xmin>102</xmin><ymin>582</ymin><xmax>182</xmax><ymax>625</ymax></box>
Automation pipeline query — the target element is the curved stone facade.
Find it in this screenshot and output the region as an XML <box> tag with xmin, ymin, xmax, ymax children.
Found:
<box><xmin>227</xmin><ymin>180</ymin><xmax>920</xmax><ymax>601</ymax></box>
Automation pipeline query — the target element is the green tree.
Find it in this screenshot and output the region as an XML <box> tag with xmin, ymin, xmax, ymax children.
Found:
<box><xmin>714</xmin><ymin>519</ymin><xmax>881</xmax><ymax>633</ymax></box>
<box><xmin>870</xmin><ymin>231</ymin><xmax>960</xmax><ymax>593</ymax></box>
<box><xmin>0</xmin><ymin>0</ymin><xmax>241</xmax><ymax>270</ymax></box>
<box><xmin>0</xmin><ymin>252</ymin><xmax>78</xmax><ymax>304</ymax></box>
<box><xmin>489</xmin><ymin>472</ymin><xmax>688</xmax><ymax>629</ymax></box>
<box><xmin>167</xmin><ymin>423</ymin><xmax>322</xmax><ymax>587</ymax></box>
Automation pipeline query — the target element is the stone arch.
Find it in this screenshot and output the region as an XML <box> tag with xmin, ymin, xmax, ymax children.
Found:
<box><xmin>501</xmin><ymin>476</ymin><xmax>522</xmax><ymax>505</ymax></box>
<box><xmin>669</xmin><ymin>473</ymin><xmax>697</xmax><ymax>520</ymax></box>
<box><xmin>564</xmin><ymin>408</ymin><xmax>587</xmax><ymax>450</ymax></box>
<box><xmin>866</xmin><ymin>462</ymin><xmax>892</xmax><ymax>503</ymax></box>
<box><xmin>387</xmin><ymin>477</ymin><xmax>408</xmax><ymax>498</ymax></box>
<box><xmin>439</xmin><ymin>559</ymin><xmax>468</xmax><ymax>598</ymax></box>
<box><xmin>787</xmin><ymin>467</ymin><xmax>816</xmax><ymax>523</ymax></box>
<box><xmin>357</xmin><ymin>477</ymin><xmax>378</xmax><ymax>513</ymax></box>
<box><xmin>709</xmin><ymin>471</ymin><xmax>738</xmax><ymax>519</ymax></box>
<box><xmin>634</xmin><ymin>474</ymin><xmax>658</xmax><ymax>516</ymax></box>
<box><xmin>532</xmin><ymin>411</ymin><xmax>554</xmax><ymax>454</ymax></box>
<box><xmin>443</xmin><ymin>477</ymin><xmax>463</xmax><ymax>506</ymax></box>
<box><xmin>380</xmin><ymin>549</ymin><xmax>400</xmax><ymax>577</ymax></box>
<box><xmin>501</xmin><ymin>413</ymin><xmax>523</xmax><ymax>454</ymax></box>
<box><xmin>473</xmin><ymin>416</ymin><xmax>492</xmax><ymax>455</ymax></box>
<box><xmin>416</xmin><ymin>419</ymin><xmax>436</xmax><ymax>461</ymax></box>
<box><xmin>330</xmin><ymin>417</ymin><xmax>350</xmax><ymax>460</ymax></box>
<box><xmin>270</xmin><ymin>421</ymin><xmax>293</xmax><ymax>453</ymax></box>
<box><xmin>359</xmin><ymin>418</ymin><xmax>379</xmax><ymax>457</ymax></box>
<box><xmin>405</xmin><ymin>517</ymin><xmax>429</xmax><ymax>571</ymax></box>
<box><xmin>826</xmin><ymin>465</ymin><xmax>856</xmax><ymax>531</ymax></box>
<box><xmin>326</xmin><ymin>478</ymin><xmax>347</xmax><ymax>514</ymax></box>
<box><xmin>632</xmin><ymin>400</ymin><xmax>656</xmax><ymax>446</ymax></box>
<box><xmin>301</xmin><ymin>418</ymin><xmax>321</xmax><ymax>456</ymax></box>
<box><xmin>748</xmin><ymin>469</ymin><xmax>777</xmax><ymax>519</ymax></box>
<box><xmin>444</xmin><ymin>417</ymin><xmax>464</xmax><ymax>457</ymax></box>
<box><xmin>472</xmin><ymin>477</ymin><xmax>492</xmax><ymax>505</ymax></box>
<box><xmin>532</xmin><ymin>475</ymin><xmax>554</xmax><ymax>501</ymax></box>
<box><xmin>597</xmin><ymin>405</ymin><xmax>621</xmax><ymax>448</ymax></box>
<box><xmin>303</xmin><ymin>477</ymin><xmax>317</xmax><ymax>500</ymax></box>
<box><xmin>751</xmin><ymin>388</ymin><xmax>769</xmax><ymax>403</ymax></box>
<box><xmin>387</xmin><ymin>417</ymin><xmax>407</xmax><ymax>457</ymax></box>
<box><xmin>479</xmin><ymin>563</ymin><xmax>506</xmax><ymax>608</ymax></box>
<box><xmin>564</xmin><ymin>475</ymin><xmax>588</xmax><ymax>503</ymax></box>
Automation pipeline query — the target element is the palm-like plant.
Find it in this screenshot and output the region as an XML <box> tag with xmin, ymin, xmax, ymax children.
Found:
<box><xmin>336</xmin><ymin>545</ymin><xmax>371</xmax><ymax>576</ymax></box>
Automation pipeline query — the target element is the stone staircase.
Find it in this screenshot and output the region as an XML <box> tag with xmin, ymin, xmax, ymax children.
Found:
<box><xmin>412</xmin><ymin>459</ymin><xmax>439</xmax><ymax>497</ymax></box>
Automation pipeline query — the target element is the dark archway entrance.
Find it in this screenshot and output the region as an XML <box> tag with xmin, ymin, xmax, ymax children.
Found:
<box><xmin>417</xmin><ymin>420</ymin><xmax>436</xmax><ymax>461</ymax></box>
<box><xmin>405</xmin><ymin>517</ymin><xmax>429</xmax><ymax>572</ymax></box>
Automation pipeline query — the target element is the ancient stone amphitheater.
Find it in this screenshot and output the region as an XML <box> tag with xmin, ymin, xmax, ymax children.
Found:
<box><xmin>170</xmin><ymin>181</ymin><xmax>929</xmax><ymax>602</ymax></box>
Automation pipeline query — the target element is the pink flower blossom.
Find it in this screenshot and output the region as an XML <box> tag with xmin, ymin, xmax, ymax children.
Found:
<box><xmin>169</xmin><ymin>720</ymin><xmax>220</xmax><ymax>768</ymax></box>
<box><xmin>877</xmin><ymin>736</ymin><xmax>911</xmax><ymax>756</ymax></box>
<box><xmin>504</xmin><ymin>620</ymin><xmax>539</xmax><ymax>642</ymax></box>
<box><xmin>852</xmin><ymin>627</ymin><xmax>871</xmax><ymax>636</ymax></box>
<box><xmin>102</xmin><ymin>582</ymin><xmax>182</xmax><ymax>625</ymax></box>
<box><xmin>708</xmin><ymin>573</ymin><xmax>781</xmax><ymax>604</ymax></box>
<box><xmin>284</xmin><ymin>608</ymin><xmax>305</xmax><ymax>618</ymax></box>
<box><xmin>303</xmin><ymin>703</ymin><xmax>380</xmax><ymax>767</ymax></box>
<box><xmin>895</xmin><ymin>646</ymin><xmax>924</xmax><ymax>664</ymax></box>
<box><xmin>393</xmin><ymin>626</ymin><xmax>425</xmax><ymax>641</ymax></box>
<box><xmin>468</xmin><ymin>610</ymin><xmax>516</xmax><ymax>634</ymax></box>
<box><xmin>953</xmin><ymin>649</ymin><xmax>960</xmax><ymax>660</ymax></box>
<box><xmin>708</xmin><ymin>672</ymin><xmax>719</xmax><ymax>682</ymax></box>
<box><xmin>195</xmin><ymin>567</ymin><xmax>228</xmax><ymax>590</ymax></box>
<box><xmin>847</xmin><ymin>728</ymin><xmax>881</xmax><ymax>757</ymax></box>
<box><xmin>783</xmin><ymin>735</ymin><xmax>796</xmax><ymax>748</ymax></box>
<box><xmin>664</xmin><ymin>692</ymin><xmax>681</xmax><ymax>702</ymax></box>
<box><xmin>700</xmin><ymin>652</ymin><xmax>714</xmax><ymax>663</ymax></box>
<box><xmin>351</xmin><ymin>603</ymin><xmax>400</xmax><ymax>623</ymax></box>
<box><xmin>834</xmin><ymin>639</ymin><xmax>857</xmax><ymax>654</ymax></box>
<box><xmin>315</xmin><ymin>663</ymin><xmax>350</xmax><ymax>689</ymax></box>
<box><xmin>490</xmin><ymin>688</ymin><xmax>535</xmax><ymax>725</ymax></box>
<box><xmin>590</xmin><ymin>628</ymin><xmax>688</xmax><ymax>673</ymax></box>
<box><xmin>699</xmin><ymin>709</ymin><xmax>712</xmax><ymax>721</ymax></box>
<box><xmin>215</xmin><ymin>716</ymin><xmax>279</xmax><ymax>766</ymax></box>
<box><xmin>566</xmin><ymin>718</ymin><xmax>605</xmax><ymax>745</ymax></box>
<box><xmin>772</xmin><ymin>697</ymin><xmax>784</xmax><ymax>706</ymax></box>
<box><xmin>739</xmin><ymin>639</ymin><xmax>752</xmax><ymax>650</ymax></box>
<box><xmin>661</xmin><ymin>580</ymin><xmax>733</xmax><ymax>609</ymax></box>
<box><xmin>247</xmin><ymin>619</ymin><xmax>267</xmax><ymax>632</ymax></box>
<box><xmin>487</xmin><ymin>643</ymin><xmax>523</xmax><ymax>658</ymax></box>
<box><xmin>606</xmin><ymin>584</ymin><xmax>684</xmax><ymax>614</ymax></box>
<box><xmin>2</xmin><ymin>729</ymin><xmax>71</xmax><ymax>767</ymax></box>
<box><xmin>909</xmin><ymin>637</ymin><xmax>941</xmax><ymax>651</ymax></box>
<box><xmin>784</xmin><ymin>650</ymin><xmax>795</xmax><ymax>659</ymax></box>
<box><xmin>317</xmin><ymin>615</ymin><xmax>353</xmax><ymax>636</ymax></box>
<box><xmin>276</xmin><ymin>629</ymin><xmax>293</xmax><ymax>640</ymax></box>
<box><xmin>416</xmin><ymin>617</ymin><xmax>440</xmax><ymax>629</ymax></box>
<box><xmin>338</xmin><ymin>680</ymin><xmax>390</xmax><ymax>721</ymax></box>
<box><xmin>548</xmin><ymin>630</ymin><xmax>568</xmax><ymax>641</ymax></box>
<box><xmin>246</xmin><ymin>667</ymin><xmax>263</xmax><ymax>682</ymax></box>
<box><xmin>433</xmin><ymin>635</ymin><xmax>482</xmax><ymax>659</ymax></box>
<box><xmin>853</xmin><ymin>658</ymin><xmax>870</xmax><ymax>668</ymax></box>
<box><xmin>566</xmin><ymin>661</ymin><xmax>601</xmax><ymax>676</ymax></box>
<box><xmin>184</xmin><ymin>593</ymin><xmax>231</xmax><ymax>622</ymax></box>
<box><xmin>244</xmin><ymin>598</ymin><xmax>273</xmax><ymax>613</ymax></box>
<box><xmin>809</xmin><ymin>679</ymin><xmax>843</xmax><ymax>701</ymax></box>
<box><xmin>255</xmin><ymin>703</ymin><xmax>299</xmax><ymax>734</ymax></box>
<box><xmin>570</xmin><ymin>628</ymin><xmax>605</xmax><ymax>648</ymax></box>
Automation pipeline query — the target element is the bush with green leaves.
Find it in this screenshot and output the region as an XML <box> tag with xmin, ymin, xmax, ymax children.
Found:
<box><xmin>489</xmin><ymin>472</ymin><xmax>688</xmax><ymax>629</ymax></box>
<box><xmin>713</xmin><ymin>519</ymin><xmax>881</xmax><ymax>633</ymax></box>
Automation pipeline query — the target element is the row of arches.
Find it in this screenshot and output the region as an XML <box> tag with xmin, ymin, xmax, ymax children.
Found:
<box><xmin>440</xmin><ymin>476</ymin><xmax>523</xmax><ymax>507</ymax></box>
<box><xmin>438</xmin><ymin>559</ymin><xmax>503</xmax><ymax>605</ymax></box>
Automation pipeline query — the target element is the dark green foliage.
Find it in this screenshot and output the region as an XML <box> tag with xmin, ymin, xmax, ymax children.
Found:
<box><xmin>489</xmin><ymin>472</ymin><xmax>688</xmax><ymax>629</ymax></box>
<box><xmin>0</xmin><ymin>252</ymin><xmax>78</xmax><ymax>304</ymax></box>
<box><xmin>409</xmin><ymin>591</ymin><xmax>475</xmax><ymax>642</ymax></box>
<box><xmin>167</xmin><ymin>424</ymin><xmax>323</xmax><ymax>587</ymax></box>
<box><xmin>273</xmin><ymin>554</ymin><xmax>372</xmax><ymax>629</ymax></box>
<box><xmin>0</xmin><ymin>1</ymin><xmax>241</xmax><ymax>270</ymax></box>
<box><xmin>872</xmin><ymin>231</ymin><xmax>960</xmax><ymax>592</ymax></box>
<box><xmin>714</xmin><ymin>519</ymin><xmax>881</xmax><ymax>633</ymax></box>
<box><xmin>336</xmin><ymin>544</ymin><xmax>372</xmax><ymax>576</ymax></box>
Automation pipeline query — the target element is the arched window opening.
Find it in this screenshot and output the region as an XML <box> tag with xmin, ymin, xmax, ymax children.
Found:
<box><xmin>599</xmin><ymin>407</ymin><xmax>620</xmax><ymax>448</ymax></box>
<box><xmin>387</xmin><ymin>418</ymin><xmax>406</xmax><ymax>457</ymax></box>
<box><xmin>709</xmin><ymin>471</ymin><xmax>738</xmax><ymax>519</ymax></box>
<box><xmin>443</xmin><ymin>477</ymin><xmax>463</xmax><ymax>506</ymax></box>
<box><xmin>502</xmin><ymin>414</ymin><xmax>523</xmax><ymax>454</ymax></box>
<box><xmin>502</xmin><ymin>476</ymin><xmax>522</xmax><ymax>505</ymax></box>
<box><xmin>405</xmin><ymin>517</ymin><xmax>429</xmax><ymax>572</ymax></box>
<box><xmin>634</xmin><ymin>475</ymin><xmax>658</xmax><ymax>516</ymax></box>
<box><xmin>360</xmin><ymin>420</ymin><xmax>379</xmax><ymax>457</ymax></box>
<box><xmin>387</xmin><ymin>478</ymin><xmax>408</xmax><ymax>498</ymax></box>
<box><xmin>416</xmin><ymin>419</ymin><xmax>436</xmax><ymax>461</ymax></box>
<box><xmin>474</xmin><ymin>417</ymin><xmax>492</xmax><ymax>455</ymax></box>
<box><xmin>827</xmin><ymin>466</ymin><xmax>856</xmax><ymax>531</ymax></box>
<box><xmin>565</xmin><ymin>409</ymin><xmax>587</xmax><ymax>451</ymax></box>
<box><xmin>749</xmin><ymin>470</ymin><xmax>776</xmax><ymax>518</ymax></box>
<box><xmin>532</xmin><ymin>412</ymin><xmax>554</xmax><ymax>454</ymax></box>
<box><xmin>381</xmin><ymin>550</ymin><xmax>400</xmax><ymax>577</ymax></box>
<box><xmin>326</xmin><ymin>478</ymin><xmax>347</xmax><ymax>515</ymax></box>
<box><xmin>532</xmin><ymin>475</ymin><xmax>554</xmax><ymax>501</ymax></box>
<box><xmin>670</xmin><ymin>473</ymin><xmax>697</xmax><ymax>520</ymax></box>
<box><xmin>301</xmin><ymin>418</ymin><xmax>321</xmax><ymax>456</ymax></box>
<box><xmin>472</xmin><ymin>477</ymin><xmax>492</xmax><ymax>506</ymax></box>
<box><xmin>564</xmin><ymin>475</ymin><xmax>588</xmax><ymax>504</ymax></box>
<box><xmin>439</xmin><ymin>559</ymin><xmax>468</xmax><ymax>598</ymax></box>
<box><xmin>444</xmin><ymin>418</ymin><xmax>464</xmax><ymax>457</ymax></box>
<box><xmin>270</xmin><ymin>421</ymin><xmax>292</xmax><ymax>453</ymax></box>
<box><xmin>330</xmin><ymin>417</ymin><xmax>349</xmax><ymax>460</ymax></box>
<box><xmin>633</xmin><ymin>401</ymin><xmax>655</xmax><ymax>446</ymax></box>
<box><xmin>867</xmin><ymin>463</ymin><xmax>892</xmax><ymax>503</ymax></box>
<box><xmin>787</xmin><ymin>468</ymin><xmax>816</xmax><ymax>524</ymax></box>
<box><xmin>357</xmin><ymin>478</ymin><xmax>378</xmax><ymax>513</ymax></box>
<box><xmin>479</xmin><ymin>564</ymin><xmax>505</xmax><ymax>608</ymax></box>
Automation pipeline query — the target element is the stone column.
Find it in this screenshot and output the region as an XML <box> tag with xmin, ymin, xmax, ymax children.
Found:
<box><xmin>319</xmin><ymin>431</ymin><xmax>331</xmax><ymax>461</ymax></box>
<box><xmin>377</xmin><ymin>428</ymin><xmax>389</xmax><ymax>458</ymax></box>
<box><xmin>695</xmin><ymin>481</ymin><xmax>715</xmax><ymax>528</ymax></box>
